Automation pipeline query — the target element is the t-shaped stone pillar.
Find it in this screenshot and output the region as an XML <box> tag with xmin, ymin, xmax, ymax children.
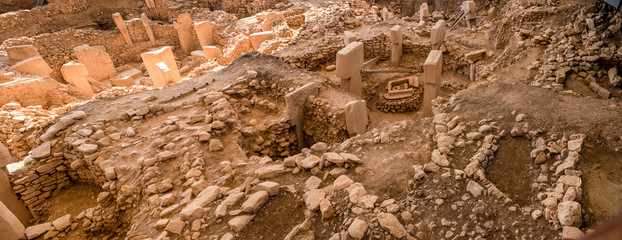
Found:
<box><xmin>390</xmin><ymin>25</ymin><xmax>403</xmax><ymax>66</ymax></box>
<box><xmin>194</xmin><ymin>21</ymin><xmax>213</xmax><ymax>48</ymax></box>
<box><xmin>336</xmin><ymin>42</ymin><xmax>364</xmax><ymax>96</ymax></box>
<box><xmin>202</xmin><ymin>46</ymin><xmax>222</xmax><ymax>60</ymax></box>
<box><xmin>140</xmin><ymin>13</ymin><xmax>156</xmax><ymax>44</ymax></box>
<box><xmin>0</xmin><ymin>201</ymin><xmax>25</xmax><ymax>240</ymax></box>
<box><xmin>249</xmin><ymin>31</ymin><xmax>274</xmax><ymax>50</ymax></box>
<box><xmin>431</xmin><ymin>20</ymin><xmax>446</xmax><ymax>50</ymax></box>
<box><xmin>422</xmin><ymin>50</ymin><xmax>442</xmax><ymax>117</ymax></box>
<box><xmin>465</xmin><ymin>49</ymin><xmax>486</xmax><ymax>81</ymax></box>
<box><xmin>463</xmin><ymin>1</ymin><xmax>477</xmax><ymax>28</ymax></box>
<box><xmin>61</xmin><ymin>62</ymin><xmax>95</xmax><ymax>97</ymax></box>
<box><xmin>345</xmin><ymin>100</ymin><xmax>368</xmax><ymax>136</ymax></box>
<box><xmin>285</xmin><ymin>82</ymin><xmax>320</xmax><ymax>149</ymax></box>
<box><xmin>382</xmin><ymin>8</ymin><xmax>391</xmax><ymax>21</ymax></box>
<box><xmin>112</xmin><ymin>13</ymin><xmax>133</xmax><ymax>44</ymax></box>
<box><xmin>174</xmin><ymin>13</ymin><xmax>195</xmax><ymax>54</ymax></box>
<box><xmin>73</xmin><ymin>44</ymin><xmax>118</xmax><ymax>81</ymax></box>
<box><xmin>419</xmin><ymin>3</ymin><xmax>430</xmax><ymax>22</ymax></box>
<box><xmin>140</xmin><ymin>46</ymin><xmax>181</xmax><ymax>87</ymax></box>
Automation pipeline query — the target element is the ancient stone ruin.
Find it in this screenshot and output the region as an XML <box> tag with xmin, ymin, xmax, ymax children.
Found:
<box><xmin>1</xmin><ymin>0</ymin><xmax>622</xmax><ymax>240</ymax></box>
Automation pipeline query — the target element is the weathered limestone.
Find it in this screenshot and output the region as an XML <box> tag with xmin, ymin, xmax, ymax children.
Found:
<box><xmin>431</xmin><ymin>20</ymin><xmax>446</xmax><ymax>50</ymax></box>
<box><xmin>345</xmin><ymin>100</ymin><xmax>368</xmax><ymax>136</ymax></box>
<box><xmin>202</xmin><ymin>46</ymin><xmax>222</xmax><ymax>60</ymax></box>
<box><xmin>6</xmin><ymin>45</ymin><xmax>40</xmax><ymax>61</ymax></box>
<box><xmin>390</xmin><ymin>25</ymin><xmax>402</xmax><ymax>66</ymax></box>
<box><xmin>336</xmin><ymin>42</ymin><xmax>364</xmax><ymax>96</ymax></box>
<box><xmin>140</xmin><ymin>46</ymin><xmax>181</xmax><ymax>87</ymax></box>
<box><xmin>112</xmin><ymin>13</ymin><xmax>133</xmax><ymax>44</ymax></box>
<box><xmin>110</xmin><ymin>65</ymin><xmax>143</xmax><ymax>87</ymax></box>
<box><xmin>73</xmin><ymin>44</ymin><xmax>118</xmax><ymax>81</ymax></box>
<box><xmin>61</xmin><ymin>62</ymin><xmax>94</xmax><ymax>97</ymax></box>
<box><xmin>11</xmin><ymin>56</ymin><xmax>53</xmax><ymax>77</ymax></box>
<box><xmin>465</xmin><ymin>49</ymin><xmax>486</xmax><ymax>81</ymax></box>
<box><xmin>173</xmin><ymin>13</ymin><xmax>195</xmax><ymax>54</ymax></box>
<box><xmin>422</xmin><ymin>50</ymin><xmax>442</xmax><ymax>117</ymax></box>
<box><xmin>140</xmin><ymin>13</ymin><xmax>156</xmax><ymax>44</ymax></box>
<box><xmin>463</xmin><ymin>1</ymin><xmax>477</xmax><ymax>28</ymax></box>
<box><xmin>419</xmin><ymin>3</ymin><xmax>430</xmax><ymax>22</ymax></box>
<box><xmin>0</xmin><ymin>202</ymin><xmax>25</xmax><ymax>240</ymax></box>
<box><xmin>285</xmin><ymin>82</ymin><xmax>320</xmax><ymax>149</ymax></box>
<box><xmin>344</xmin><ymin>31</ymin><xmax>357</xmax><ymax>45</ymax></box>
<box><xmin>194</xmin><ymin>21</ymin><xmax>213</xmax><ymax>47</ymax></box>
<box><xmin>382</xmin><ymin>8</ymin><xmax>390</xmax><ymax>21</ymax></box>
<box><xmin>261</xmin><ymin>12</ymin><xmax>284</xmax><ymax>31</ymax></box>
<box><xmin>249</xmin><ymin>31</ymin><xmax>274</xmax><ymax>50</ymax></box>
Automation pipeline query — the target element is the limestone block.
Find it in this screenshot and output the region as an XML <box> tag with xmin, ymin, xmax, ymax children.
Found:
<box><xmin>344</xmin><ymin>31</ymin><xmax>357</xmax><ymax>45</ymax></box>
<box><xmin>140</xmin><ymin>46</ymin><xmax>181</xmax><ymax>87</ymax></box>
<box><xmin>174</xmin><ymin>13</ymin><xmax>195</xmax><ymax>54</ymax></box>
<box><xmin>140</xmin><ymin>13</ymin><xmax>156</xmax><ymax>44</ymax></box>
<box><xmin>431</xmin><ymin>20</ymin><xmax>446</xmax><ymax>49</ymax></box>
<box><xmin>345</xmin><ymin>100</ymin><xmax>368</xmax><ymax>135</ymax></box>
<box><xmin>423</xmin><ymin>50</ymin><xmax>443</xmax><ymax>117</ymax></box>
<box><xmin>336</xmin><ymin>42</ymin><xmax>364</xmax><ymax>79</ymax></box>
<box><xmin>261</xmin><ymin>12</ymin><xmax>284</xmax><ymax>31</ymax></box>
<box><xmin>463</xmin><ymin>1</ymin><xmax>476</xmax><ymax>20</ymax></box>
<box><xmin>11</xmin><ymin>56</ymin><xmax>53</xmax><ymax>77</ymax></box>
<box><xmin>6</xmin><ymin>45</ymin><xmax>40</xmax><ymax>61</ymax></box>
<box><xmin>285</xmin><ymin>82</ymin><xmax>320</xmax><ymax>148</ymax></box>
<box><xmin>73</xmin><ymin>44</ymin><xmax>118</xmax><ymax>81</ymax></box>
<box><xmin>419</xmin><ymin>3</ymin><xmax>430</xmax><ymax>21</ymax></box>
<box><xmin>0</xmin><ymin>142</ymin><xmax>14</xmax><ymax>168</ymax></box>
<box><xmin>194</xmin><ymin>21</ymin><xmax>213</xmax><ymax>47</ymax></box>
<box><xmin>61</xmin><ymin>62</ymin><xmax>94</xmax><ymax>97</ymax></box>
<box><xmin>202</xmin><ymin>46</ymin><xmax>222</xmax><ymax>60</ymax></box>
<box><xmin>0</xmin><ymin>201</ymin><xmax>25</xmax><ymax>240</ymax></box>
<box><xmin>112</xmin><ymin>12</ymin><xmax>133</xmax><ymax>44</ymax></box>
<box><xmin>109</xmin><ymin>66</ymin><xmax>142</xmax><ymax>87</ymax></box>
<box><xmin>390</xmin><ymin>25</ymin><xmax>403</xmax><ymax>66</ymax></box>
<box><xmin>249</xmin><ymin>31</ymin><xmax>274</xmax><ymax>50</ymax></box>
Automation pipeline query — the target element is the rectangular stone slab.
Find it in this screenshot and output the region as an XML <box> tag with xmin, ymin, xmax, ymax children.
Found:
<box><xmin>73</xmin><ymin>44</ymin><xmax>118</xmax><ymax>81</ymax></box>
<box><xmin>61</xmin><ymin>62</ymin><xmax>94</xmax><ymax>97</ymax></box>
<box><xmin>6</xmin><ymin>45</ymin><xmax>40</xmax><ymax>61</ymax></box>
<box><xmin>11</xmin><ymin>56</ymin><xmax>53</xmax><ymax>77</ymax></box>
<box><xmin>285</xmin><ymin>82</ymin><xmax>320</xmax><ymax>148</ymax></box>
<box><xmin>202</xmin><ymin>46</ymin><xmax>222</xmax><ymax>60</ymax></box>
<box><xmin>336</xmin><ymin>42</ymin><xmax>364</xmax><ymax>79</ymax></box>
<box><xmin>423</xmin><ymin>50</ymin><xmax>442</xmax><ymax>85</ymax></box>
<box><xmin>140</xmin><ymin>13</ymin><xmax>156</xmax><ymax>44</ymax></box>
<box><xmin>390</xmin><ymin>25</ymin><xmax>403</xmax><ymax>66</ymax></box>
<box><xmin>194</xmin><ymin>21</ymin><xmax>213</xmax><ymax>47</ymax></box>
<box><xmin>0</xmin><ymin>201</ymin><xmax>25</xmax><ymax>240</ymax></box>
<box><xmin>140</xmin><ymin>46</ymin><xmax>181</xmax><ymax>87</ymax></box>
<box><xmin>345</xmin><ymin>100</ymin><xmax>368</xmax><ymax>135</ymax></box>
<box><xmin>344</xmin><ymin>31</ymin><xmax>357</xmax><ymax>45</ymax></box>
<box><xmin>112</xmin><ymin>12</ymin><xmax>133</xmax><ymax>44</ymax></box>
<box><xmin>249</xmin><ymin>31</ymin><xmax>274</xmax><ymax>50</ymax></box>
<box><xmin>431</xmin><ymin>20</ymin><xmax>446</xmax><ymax>49</ymax></box>
<box><xmin>463</xmin><ymin>1</ymin><xmax>476</xmax><ymax>20</ymax></box>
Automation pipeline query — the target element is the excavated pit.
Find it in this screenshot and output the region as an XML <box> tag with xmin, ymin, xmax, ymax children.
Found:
<box><xmin>581</xmin><ymin>142</ymin><xmax>622</xmax><ymax>228</ymax></box>
<box><xmin>486</xmin><ymin>137</ymin><xmax>535</xmax><ymax>206</ymax></box>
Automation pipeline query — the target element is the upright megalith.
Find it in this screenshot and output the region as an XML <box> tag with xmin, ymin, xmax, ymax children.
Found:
<box><xmin>345</xmin><ymin>100</ymin><xmax>368</xmax><ymax>136</ymax></box>
<box><xmin>61</xmin><ymin>62</ymin><xmax>94</xmax><ymax>97</ymax></box>
<box><xmin>6</xmin><ymin>45</ymin><xmax>40</xmax><ymax>61</ymax></box>
<box><xmin>249</xmin><ymin>31</ymin><xmax>274</xmax><ymax>50</ymax></box>
<box><xmin>112</xmin><ymin>12</ymin><xmax>133</xmax><ymax>44</ymax></box>
<box><xmin>174</xmin><ymin>13</ymin><xmax>195</xmax><ymax>54</ymax></box>
<box><xmin>422</xmin><ymin>50</ymin><xmax>442</xmax><ymax>117</ymax></box>
<box><xmin>431</xmin><ymin>20</ymin><xmax>446</xmax><ymax>50</ymax></box>
<box><xmin>463</xmin><ymin>1</ymin><xmax>477</xmax><ymax>28</ymax></box>
<box><xmin>0</xmin><ymin>202</ymin><xmax>25</xmax><ymax>240</ymax></box>
<box><xmin>194</xmin><ymin>21</ymin><xmax>213</xmax><ymax>48</ymax></box>
<box><xmin>73</xmin><ymin>44</ymin><xmax>118</xmax><ymax>81</ymax></box>
<box><xmin>419</xmin><ymin>3</ymin><xmax>430</xmax><ymax>22</ymax></box>
<box><xmin>390</xmin><ymin>25</ymin><xmax>403</xmax><ymax>66</ymax></box>
<box><xmin>261</xmin><ymin>12</ymin><xmax>284</xmax><ymax>31</ymax></box>
<box><xmin>285</xmin><ymin>82</ymin><xmax>320</xmax><ymax>149</ymax></box>
<box><xmin>141</xmin><ymin>46</ymin><xmax>181</xmax><ymax>88</ymax></box>
<box><xmin>344</xmin><ymin>31</ymin><xmax>357</xmax><ymax>45</ymax></box>
<box><xmin>140</xmin><ymin>13</ymin><xmax>156</xmax><ymax>44</ymax></box>
<box><xmin>202</xmin><ymin>46</ymin><xmax>222</xmax><ymax>60</ymax></box>
<box><xmin>336</xmin><ymin>42</ymin><xmax>364</xmax><ymax>96</ymax></box>
<box><xmin>11</xmin><ymin>56</ymin><xmax>53</xmax><ymax>77</ymax></box>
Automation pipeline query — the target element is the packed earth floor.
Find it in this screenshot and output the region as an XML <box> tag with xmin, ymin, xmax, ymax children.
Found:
<box><xmin>0</xmin><ymin>0</ymin><xmax>622</xmax><ymax>240</ymax></box>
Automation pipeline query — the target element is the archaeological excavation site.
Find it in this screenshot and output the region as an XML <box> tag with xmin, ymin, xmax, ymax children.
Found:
<box><xmin>2</xmin><ymin>0</ymin><xmax>622</xmax><ymax>239</ymax></box>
